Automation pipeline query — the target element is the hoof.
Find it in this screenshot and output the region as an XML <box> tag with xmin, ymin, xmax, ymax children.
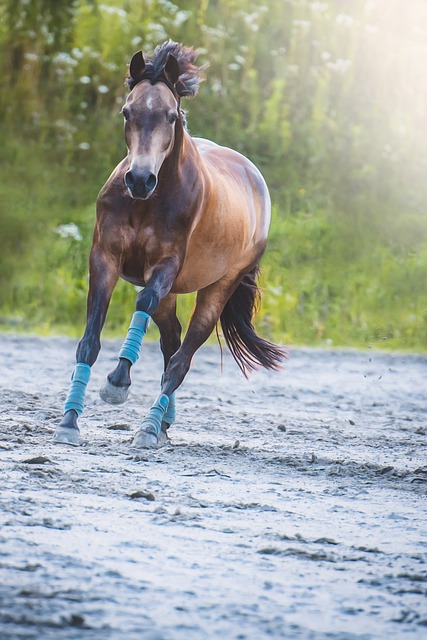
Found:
<box><xmin>132</xmin><ymin>394</ymin><xmax>170</xmax><ymax>449</ymax></box>
<box><xmin>54</xmin><ymin>411</ymin><xmax>80</xmax><ymax>446</ymax></box>
<box><xmin>132</xmin><ymin>428</ymin><xmax>159</xmax><ymax>449</ymax></box>
<box><xmin>99</xmin><ymin>379</ymin><xmax>130</xmax><ymax>405</ymax></box>
<box><xmin>132</xmin><ymin>427</ymin><xmax>170</xmax><ymax>449</ymax></box>
<box><xmin>54</xmin><ymin>426</ymin><xmax>80</xmax><ymax>446</ymax></box>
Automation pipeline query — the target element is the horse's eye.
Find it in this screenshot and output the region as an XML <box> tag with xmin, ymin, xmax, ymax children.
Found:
<box><xmin>168</xmin><ymin>112</ymin><xmax>178</xmax><ymax>124</ymax></box>
<box><xmin>122</xmin><ymin>108</ymin><xmax>130</xmax><ymax>120</ymax></box>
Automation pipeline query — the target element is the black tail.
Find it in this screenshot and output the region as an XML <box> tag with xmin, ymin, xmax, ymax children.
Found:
<box><xmin>220</xmin><ymin>267</ymin><xmax>287</xmax><ymax>377</ymax></box>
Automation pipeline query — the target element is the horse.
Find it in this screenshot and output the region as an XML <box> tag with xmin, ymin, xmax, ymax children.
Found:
<box><xmin>54</xmin><ymin>41</ymin><xmax>285</xmax><ymax>448</ymax></box>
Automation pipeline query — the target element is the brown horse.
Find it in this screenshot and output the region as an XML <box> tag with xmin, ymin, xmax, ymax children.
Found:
<box><xmin>55</xmin><ymin>41</ymin><xmax>285</xmax><ymax>448</ymax></box>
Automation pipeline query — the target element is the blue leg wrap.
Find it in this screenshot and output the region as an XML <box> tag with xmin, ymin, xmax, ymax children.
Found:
<box><xmin>143</xmin><ymin>394</ymin><xmax>170</xmax><ymax>436</ymax></box>
<box><xmin>163</xmin><ymin>391</ymin><xmax>176</xmax><ymax>425</ymax></box>
<box><xmin>64</xmin><ymin>363</ymin><xmax>91</xmax><ymax>415</ymax></box>
<box><xmin>161</xmin><ymin>374</ymin><xmax>176</xmax><ymax>425</ymax></box>
<box><xmin>119</xmin><ymin>311</ymin><xmax>150</xmax><ymax>364</ymax></box>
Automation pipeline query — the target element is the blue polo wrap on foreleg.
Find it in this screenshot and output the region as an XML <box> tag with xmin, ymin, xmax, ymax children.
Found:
<box><xmin>119</xmin><ymin>311</ymin><xmax>150</xmax><ymax>364</ymax></box>
<box><xmin>64</xmin><ymin>362</ymin><xmax>91</xmax><ymax>415</ymax></box>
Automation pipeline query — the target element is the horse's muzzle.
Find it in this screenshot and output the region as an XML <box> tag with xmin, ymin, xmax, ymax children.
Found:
<box><xmin>125</xmin><ymin>169</ymin><xmax>157</xmax><ymax>200</ymax></box>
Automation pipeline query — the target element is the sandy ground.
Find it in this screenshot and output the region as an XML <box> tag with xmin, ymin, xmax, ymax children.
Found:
<box><xmin>0</xmin><ymin>334</ymin><xmax>426</xmax><ymax>640</ymax></box>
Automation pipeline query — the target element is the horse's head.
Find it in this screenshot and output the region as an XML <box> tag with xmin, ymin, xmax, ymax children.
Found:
<box><xmin>122</xmin><ymin>42</ymin><xmax>208</xmax><ymax>200</ymax></box>
<box><xmin>122</xmin><ymin>51</ymin><xmax>181</xmax><ymax>200</ymax></box>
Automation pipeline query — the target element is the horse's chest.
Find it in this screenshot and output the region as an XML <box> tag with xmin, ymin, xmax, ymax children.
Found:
<box><xmin>121</xmin><ymin>227</ymin><xmax>178</xmax><ymax>284</ymax></box>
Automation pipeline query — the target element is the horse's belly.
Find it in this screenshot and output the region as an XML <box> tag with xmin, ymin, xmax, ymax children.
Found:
<box><xmin>172</xmin><ymin>258</ymin><xmax>226</xmax><ymax>293</ymax></box>
<box><xmin>172</xmin><ymin>194</ymin><xmax>267</xmax><ymax>293</ymax></box>
<box><xmin>172</xmin><ymin>236</ymin><xmax>262</xmax><ymax>294</ymax></box>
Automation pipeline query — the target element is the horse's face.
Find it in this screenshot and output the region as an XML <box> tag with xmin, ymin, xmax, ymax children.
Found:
<box><xmin>122</xmin><ymin>81</ymin><xmax>179</xmax><ymax>200</ymax></box>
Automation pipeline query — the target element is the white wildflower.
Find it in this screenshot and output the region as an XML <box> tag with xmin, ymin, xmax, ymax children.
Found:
<box><xmin>175</xmin><ymin>10</ymin><xmax>190</xmax><ymax>26</ymax></box>
<box><xmin>24</xmin><ymin>52</ymin><xmax>39</xmax><ymax>62</ymax></box>
<box><xmin>210</xmin><ymin>79</ymin><xmax>224</xmax><ymax>94</ymax></box>
<box><xmin>287</xmin><ymin>64</ymin><xmax>299</xmax><ymax>77</ymax></box>
<box><xmin>293</xmin><ymin>19</ymin><xmax>311</xmax><ymax>30</ymax></box>
<box><xmin>158</xmin><ymin>0</ymin><xmax>178</xmax><ymax>12</ymax></box>
<box><xmin>99</xmin><ymin>4</ymin><xmax>126</xmax><ymax>18</ymax></box>
<box><xmin>78</xmin><ymin>142</ymin><xmax>91</xmax><ymax>150</ymax></box>
<box><xmin>98</xmin><ymin>85</ymin><xmax>109</xmax><ymax>94</ymax></box>
<box><xmin>55</xmin><ymin>224</ymin><xmax>82</xmax><ymax>241</ymax></box>
<box><xmin>80</xmin><ymin>76</ymin><xmax>91</xmax><ymax>84</ymax></box>
<box><xmin>147</xmin><ymin>23</ymin><xmax>167</xmax><ymax>41</ymax></box>
<box><xmin>244</xmin><ymin>13</ymin><xmax>261</xmax><ymax>33</ymax></box>
<box><xmin>55</xmin><ymin>120</ymin><xmax>77</xmax><ymax>134</ymax></box>
<box><xmin>326</xmin><ymin>59</ymin><xmax>352</xmax><ymax>73</ymax></box>
<box><xmin>53</xmin><ymin>52</ymin><xmax>77</xmax><ymax>66</ymax></box>
<box><xmin>336</xmin><ymin>13</ymin><xmax>355</xmax><ymax>27</ymax></box>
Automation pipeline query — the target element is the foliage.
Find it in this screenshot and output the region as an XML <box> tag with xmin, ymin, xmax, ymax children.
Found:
<box><xmin>0</xmin><ymin>0</ymin><xmax>426</xmax><ymax>350</ymax></box>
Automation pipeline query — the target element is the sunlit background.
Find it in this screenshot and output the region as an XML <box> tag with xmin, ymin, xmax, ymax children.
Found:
<box><xmin>0</xmin><ymin>0</ymin><xmax>426</xmax><ymax>349</ymax></box>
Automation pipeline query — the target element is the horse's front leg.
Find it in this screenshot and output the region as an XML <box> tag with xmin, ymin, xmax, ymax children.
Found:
<box><xmin>99</xmin><ymin>259</ymin><xmax>179</xmax><ymax>404</ymax></box>
<box><xmin>54</xmin><ymin>251</ymin><xmax>120</xmax><ymax>445</ymax></box>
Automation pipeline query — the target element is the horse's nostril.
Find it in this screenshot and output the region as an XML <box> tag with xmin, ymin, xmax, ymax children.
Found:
<box><xmin>125</xmin><ymin>170</ymin><xmax>134</xmax><ymax>190</ymax></box>
<box><xmin>146</xmin><ymin>173</ymin><xmax>157</xmax><ymax>192</ymax></box>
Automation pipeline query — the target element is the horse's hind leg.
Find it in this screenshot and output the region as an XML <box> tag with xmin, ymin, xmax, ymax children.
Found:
<box><xmin>152</xmin><ymin>294</ymin><xmax>182</xmax><ymax>435</ymax></box>
<box><xmin>133</xmin><ymin>278</ymin><xmax>236</xmax><ymax>448</ymax></box>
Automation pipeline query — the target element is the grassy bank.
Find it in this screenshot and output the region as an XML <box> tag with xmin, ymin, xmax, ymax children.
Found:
<box><xmin>1</xmin><ymin>1</ymin><xmax>427</xmax><ymax>352</ymax></box>
<box><xmin>1</xmin><ymin>138</ymin><xmax>426</xmax><ymax>352</ymax></box>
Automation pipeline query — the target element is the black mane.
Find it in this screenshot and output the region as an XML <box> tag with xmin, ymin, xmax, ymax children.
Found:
<box><xmin>126</xmin><ymin>40</ymin><xmax>208</xmax><ymax>97</ymax></box>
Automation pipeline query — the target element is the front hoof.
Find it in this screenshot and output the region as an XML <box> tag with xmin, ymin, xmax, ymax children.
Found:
<box><xmin>99</xmin><ymin>379</ymin><xmax>130</xmax><ymax>405</ymax></box>
<box><xmin>54</xmin><ymin>426</ymin><xmax>80</xmax><ymax>446</ymax></box>
<box><xmin>54</xmin><ymin>411</ymin><xmax>80</xmax><ymax>446</ymax></box>
<box><xmin>132</xmin><ymin>428</ymin><xmax>158</xmax><ymax>449</ymax></box>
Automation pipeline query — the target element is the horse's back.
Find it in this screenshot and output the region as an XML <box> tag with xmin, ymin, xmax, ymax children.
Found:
<box><xmin>194</xmin><ymin>137</ymin><xmax>271</xmax><ymax>241</ymax></box>
<box><xmin>194</xmin><ymin>137</ymin><xmax>270</xmax><ymax>201</ymax></box>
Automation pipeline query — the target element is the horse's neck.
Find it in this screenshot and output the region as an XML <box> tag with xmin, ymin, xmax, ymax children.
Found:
<box><xmin>161</xmin><ymin>126</ymin><xmax>206</xmax><ymax>196</ymax></box>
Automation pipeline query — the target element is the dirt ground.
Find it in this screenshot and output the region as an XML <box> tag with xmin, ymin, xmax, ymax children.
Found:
<box><xmin>0</xmin><ymin>334</ymin><xmax>426</xmax><ymax>640</ymax></box>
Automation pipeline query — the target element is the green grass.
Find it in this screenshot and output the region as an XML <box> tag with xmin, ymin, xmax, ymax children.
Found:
<box><xmin>0</xmin><ymin>137</ymin><xmax>426</xmax><ymax>352</ymax></box>
<box><xmin>261</xmin><ymin>210</ymin><xmax>427</xmax><ymax>350</ymax></box>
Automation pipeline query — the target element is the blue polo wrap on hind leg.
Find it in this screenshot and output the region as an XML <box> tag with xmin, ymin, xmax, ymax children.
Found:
<box><xmin>161</xmin><ymin>374</ymin><xmax>176</xmax><ymax>425</ymax></box>
<box><xmin>119</xmin><ymin>311</ymin><xmax>150</xmax><ymax>364</ymax></box>
<box><xmin>163</xmin><ymin>391</ymin><xmax>176</xmax><ymax>425</ymax></box>
<box><xmin>144</xmin><ymin>394</ymin><xmax>170</xmax><ymax>436</ymax></box>
<box><xmin>64</xmin><ymin>363</ymin><xmax>91</xmax><ymax>415</ymax></box>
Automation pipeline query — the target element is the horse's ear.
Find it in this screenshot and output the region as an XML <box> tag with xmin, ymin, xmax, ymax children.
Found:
<box><xmin>164</xmin><ymin>53</ymin><xmax>180</xmax><ymax>86</ymax></box>
<box><xmin>129</xmin><ymin>50</ymin><xmax>146</xmax><ymax>82</ymax></box>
